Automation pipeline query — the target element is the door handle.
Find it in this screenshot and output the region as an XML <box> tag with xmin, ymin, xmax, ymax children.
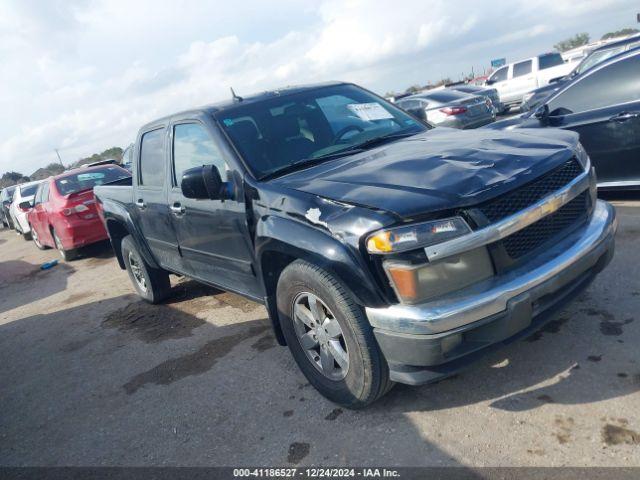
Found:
<box><xmin>170</xmin><ymin>203</ymin><xmax>185</xmax><ymax>216</ymax></box>
<box><xmin>135</xmin><ymin>199</ymin><xmax>146</xmax><ymax>209</ymax></box>
<box><xmin>609</xmin><ymin>111</ymin><xmax>640</xmax><ymax>122</ymax></box>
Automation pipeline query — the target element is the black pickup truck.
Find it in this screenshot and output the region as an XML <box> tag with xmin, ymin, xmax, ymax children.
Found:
<box><xmin>95</xmin><ymin>82</ymin><xmax>616</xmax><ymax>408</ymax></box>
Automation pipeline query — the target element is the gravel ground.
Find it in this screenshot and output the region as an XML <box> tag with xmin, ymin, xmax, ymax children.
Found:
<box><xmin>0</xmin><ymin>197</ymin><xmax>638</xmax><ymax>467</ymax></box>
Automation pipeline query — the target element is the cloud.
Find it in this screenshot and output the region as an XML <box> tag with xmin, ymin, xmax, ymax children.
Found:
<box><xmin>0</xmin><ymin>0</ymin><xmax>637</xmax><ymax>174</ymax></box>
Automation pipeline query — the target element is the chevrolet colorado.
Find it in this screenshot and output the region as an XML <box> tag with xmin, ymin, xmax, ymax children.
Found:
<box><xmin>94</xmin><ymin>82</ymin><xmax>616</xmax><ymax>408</ymax></box>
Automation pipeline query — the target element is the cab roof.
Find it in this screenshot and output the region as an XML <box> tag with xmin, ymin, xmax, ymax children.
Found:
<box><xmin>140</xmin><ymin>81</ymin><xmax>347</xmax><ymax>131</ymax></box>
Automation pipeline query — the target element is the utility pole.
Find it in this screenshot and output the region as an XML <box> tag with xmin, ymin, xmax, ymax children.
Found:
<box><xmin>54</xmin><ymin>149</ymin><xmax>64</xmax><ymax>168</ymax></box>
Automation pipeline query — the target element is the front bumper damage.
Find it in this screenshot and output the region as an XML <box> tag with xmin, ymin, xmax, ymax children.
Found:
<box><xmin>366</xmin><ymin>200</ymin><xmax>617</xmax><ymax>385</ymax></box>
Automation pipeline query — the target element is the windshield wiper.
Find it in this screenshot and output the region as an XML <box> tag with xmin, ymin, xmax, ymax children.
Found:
<box><xmin>261</xmin><ymin>148</ymin><xmax>366</xmax><ymax>180</ymax></box>
<box><xmin>345</xmin><ymin>129</ymin><xmax>419</xmax><ymax>152</ymax></box>
<box><xmin>261</xmin><ymin>129</ymin><xmax>420</xmax><ymax>180</ymax></box>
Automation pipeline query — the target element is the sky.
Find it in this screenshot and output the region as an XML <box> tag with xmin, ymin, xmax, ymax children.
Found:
<box><xmin>1</xmin><ymin>0</ymin><xmax>638</xmax><ymax>174</ymax></box>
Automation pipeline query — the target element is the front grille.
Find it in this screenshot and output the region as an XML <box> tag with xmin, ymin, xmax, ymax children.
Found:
<box><xmin>500</xmin><ymin>191</ymin><xmax>589</xmax><ymax>260</ymax></box>
<box><xmin>478</xmin><ymin>158</ymin><xmax>583</xmax><ymax>223</ymax></box>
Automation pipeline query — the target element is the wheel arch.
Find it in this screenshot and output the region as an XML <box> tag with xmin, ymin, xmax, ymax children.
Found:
<box><xmin>256</xmin><ymin>216</ymin><xmax>386</xmax><ymax>346</ymax></box>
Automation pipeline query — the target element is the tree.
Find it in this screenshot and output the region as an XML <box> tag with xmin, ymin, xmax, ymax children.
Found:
<box><xmin>601</xmin><ymin>28</ymin><xmax>639</xmax><ymax>40</ymax></box>
<box><xmin>554</xmin><ymin>33</ymin><xmax>590</xmax><ymax>52</ymax></box>
<box><xmin>405</xmin><ymin>84</ymin><xmax>423</xmax><ymax>94</ymax></box>
<box><xmin>0</xmin><ymin>171</ymin><xmax>29</xmax><ymax>188</ymax></box>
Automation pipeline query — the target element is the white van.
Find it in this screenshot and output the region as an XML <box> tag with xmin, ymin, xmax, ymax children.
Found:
<box><xmin>485</xmin><ymin>52</ymin><xmax>574</xmax><ymax>107</ymax></box>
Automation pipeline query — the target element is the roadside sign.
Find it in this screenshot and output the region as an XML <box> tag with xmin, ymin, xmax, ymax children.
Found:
<box><xmin>491</xmin><ymin>58</ymin><xmax>506</xmax><ymax>68</ymax></box>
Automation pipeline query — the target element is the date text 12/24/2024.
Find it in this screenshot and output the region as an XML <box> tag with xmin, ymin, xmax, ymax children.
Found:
<box><xmin>233</xmin><ymin>468</ymin><xmax>400</xmax><ymax>478</ymax></box>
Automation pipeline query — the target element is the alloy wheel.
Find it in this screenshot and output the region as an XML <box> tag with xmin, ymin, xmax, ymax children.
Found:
<box><xmin>292</xmin><ymin>292</ymin><xmax>349</xmax><ymax>380</ymax></box>
<box><xmin>128</xmin><ymin>252</ymin><xmax>148</xmax><ymax>292</ymax></box>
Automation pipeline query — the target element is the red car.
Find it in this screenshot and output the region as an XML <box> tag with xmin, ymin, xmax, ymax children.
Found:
<box><xmin>28</xmin><ymin>165</ymin><xmax>130</xmax><ymax>260</ymax></box>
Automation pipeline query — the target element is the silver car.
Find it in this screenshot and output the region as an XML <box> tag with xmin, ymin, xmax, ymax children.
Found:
<box><xmin>448</xmin><ymin>84</ymin><xmax>506</xmax><ymax>114</ymax></box>
<box><xmin>396</xmin><ymin>90</ymin><xmax>496</xmax><ymax>129</ymax></box>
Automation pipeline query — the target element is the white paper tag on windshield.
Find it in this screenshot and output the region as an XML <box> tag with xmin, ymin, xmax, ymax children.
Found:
<box><xmin>347</xmin><ymin>103</ymin><xmax>394</xmax><ymax>121</ymax></box>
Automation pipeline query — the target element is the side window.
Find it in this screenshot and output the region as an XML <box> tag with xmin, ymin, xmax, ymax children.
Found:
<box><xmin>548</xmin><ymin>54</ymin><xmax>640</xmax><ymax>114</ymax></box>
<box><xmin>139</xmin><ymin>128</ymin><xmax>166</xmax><ymax>187</ymax></box>
<box><xmin>173</xmin><ymin>123</ymin><xmax>227</xmax><ymax>184</ymax></box>
<box><xmin>490</xmin><ymin>66</ymin><xmax>508</xmax><ymax>82</ymax></box>
<box><xmin>513</xmin><ymin>60</ymin><xmax>532</xmax><ymax>78</ymax></box>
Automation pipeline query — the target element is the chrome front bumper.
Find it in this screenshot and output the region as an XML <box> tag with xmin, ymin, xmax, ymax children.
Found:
<box><xmin>366</xmin><ymin>200</ymin><xmax>617</xmax><ymax>336</ymax></box>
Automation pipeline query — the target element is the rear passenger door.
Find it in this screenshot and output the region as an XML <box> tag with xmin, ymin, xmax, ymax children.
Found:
<box><xmin>167</xmin><ymin>118</ymin><xmax>262</xmax><ymax>299</ymax></box>
<box><xmin>30</xmin><ymin>183</ymin><xmax>46</xmax><ymax>242</ymax></box>
<box><xmin>546</xmin><ymin>53</ymin><xmax>640</xmax><ymax>185</ymax></box>
<box><xmin>133</xmin><ymin>127</ymin><xmax>182</xmax><ymax>272</ymax></box>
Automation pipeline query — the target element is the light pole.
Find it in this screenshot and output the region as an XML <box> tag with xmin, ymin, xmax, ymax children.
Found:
<box><xmin>54</xmin><ymin>149</ymin><xmax>64</xmax><ymax>168</ymax></box>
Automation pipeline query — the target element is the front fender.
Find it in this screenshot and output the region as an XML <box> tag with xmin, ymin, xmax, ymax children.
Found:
<box><xmin>255</xmin><ymin>215</ymin><xmax>385</xmax><ymax>307</ymax></box>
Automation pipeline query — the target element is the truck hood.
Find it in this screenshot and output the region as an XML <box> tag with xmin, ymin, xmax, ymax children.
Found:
<box><xmin>273</xmin><ymin>127</ymin><xmax>579</xmax><ymax>218</ymax></box>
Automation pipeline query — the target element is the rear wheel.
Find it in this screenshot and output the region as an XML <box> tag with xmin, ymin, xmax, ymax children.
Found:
<box><xmin>277</xmin><ymin>260</ymin><xmax>393</xmax><ymax>408</ymax></box>
<box><xmin>121</xmin><ymin>235</ymin><xmax>171</xmax><ymax>303</ymax></box>
<box><xmin>53</xmin><ymin>229</ymin><xmax>77</xmax><ymax>261</ymax></box>
<box><xmin>31</xmin><ymin>225</ymin><xmax>47</xmax><ymax>250</ymax></box>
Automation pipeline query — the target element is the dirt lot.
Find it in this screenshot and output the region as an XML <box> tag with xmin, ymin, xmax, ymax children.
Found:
<box><xmin>1</xmin><ymin>198</ymin><xmax>639</xmax><ymax>467</ymax></box>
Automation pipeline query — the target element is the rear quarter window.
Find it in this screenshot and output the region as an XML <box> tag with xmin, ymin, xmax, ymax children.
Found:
<box><xmin>139</xmin><ymin>128</ymin><xmax>166</xmax><ymax>187</ymax></box>
<box><xmin>539</xmin><ymin>53</ymin><xmax>565</xmax><ymax>70</ymax></box>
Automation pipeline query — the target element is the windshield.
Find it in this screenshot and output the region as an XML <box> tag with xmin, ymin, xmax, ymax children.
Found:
<box><xmin>576</xmin><ymin>46</ymin><xmax>626</xmax><ymax>74</ymax></box>
<box><xmin>217</xmin><ymin>84</ymin><xmax>427</xmax><ymax>178</ymax></box>
<box><xmin>55</xmin><ymin>166</ymin><xmax>130</xmax><ymax>196</ymax></box>
<box><xmin>1</xmin><ymin>186</ymin><xmax>16</xmax><ymax>201</ymax></box>
<box><xmin>20</xmin><ymin>184</ymin><xmax>39</xmax><ymax>197</ymax></box>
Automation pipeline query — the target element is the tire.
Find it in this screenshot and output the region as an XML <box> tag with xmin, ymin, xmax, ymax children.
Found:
<box><xmin>53</xmin><ymin>229</ymin><xmax>77</xmax><ymax>261</ymax></box>
<box><xmin>31</xmin><ymin>225</ymin><xmax>47</xmax><ymax>250</ymax></box>
<box><xmin>277</xmin><ymin>260</ymin><xmax>393</xmax><ymax>408</ymax></box>
<box><xmin>121</xmin><ymin>235</ymin><xmax>171</xmax><ymax>304</ymax></box>
<box><xmin>22</xmin><ymin>231</ymin><xmax>32</xmax><ymax>241</ymax></box>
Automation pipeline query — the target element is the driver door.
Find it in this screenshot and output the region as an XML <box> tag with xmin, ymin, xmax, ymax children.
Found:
<box><xmin>167</xmin><ymin>118</ymin><xmax>262</xmax><ymax>299</ymax></box>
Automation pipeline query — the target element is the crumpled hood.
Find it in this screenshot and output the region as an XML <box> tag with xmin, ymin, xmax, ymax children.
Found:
<box><xmin>273</xmin><ymin>127</ymin><xmax>579</xmax><ymax>218</ymax></box>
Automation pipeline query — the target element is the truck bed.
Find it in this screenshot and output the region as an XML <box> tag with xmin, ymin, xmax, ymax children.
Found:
<box><xmin>94</xmin><ymin>178</ymin><xmax>133</xmax><ymax>205</ymax></box>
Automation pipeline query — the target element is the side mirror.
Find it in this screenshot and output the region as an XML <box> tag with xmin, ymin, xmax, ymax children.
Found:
<box><xmin>181</xmin><ymin>165</ymin><xmax>225</xmax><ymax>200</ymax></box>
<box><xmin>18</xmin><ymin>200</ymin><xmax>33</xmax><ymax>211</ymax></box>
<box><xmin>534</xmin><ymin>104</ymin><xmax>550</xmax><ymax>124</ymax></box>
<box><xmin>485</xmin><ymin>78</ymin><xmax>495</xmax><ymax>85</ymax></box>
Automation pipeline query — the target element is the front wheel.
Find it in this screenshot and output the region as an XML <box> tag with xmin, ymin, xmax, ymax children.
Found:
<box><xmin>277</xmin><ymin>260</ymin><xmax>393</xmax><ymax>408</ymax></box>
<box><xmin>53</xmin><ymin>229</ymin><xmax>77</xmax><ymax>261</ymax></box>
<box><xmin>121</xmin><ymin>235</ymin><xmax>170</xmax><ymax>304</ymax></box>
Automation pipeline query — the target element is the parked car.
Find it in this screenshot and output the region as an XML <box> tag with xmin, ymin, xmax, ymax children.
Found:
<box><xmin>95</xmin><ymin>82</ymin><xmax>615</xmax><ymax>408</ymax></box>
<box><xmin>9</xmin><ymin>180</ymin><xmax>43</xmax><ymax>239</ymax></box>
<box><xmin>1</xmin><ymin>185</ymin><xmax>16</xmax><ymax>229</ymax></box>
<box><xmin>447</xmin><ymin>84</ymin><xmax>506</xmax><ymax>114</ymax></box>
<box><xmin>485</xmin><ymin>52</ymin><xmax>575</xmax><ymax>108</ymax></box>
<box><xmin>396</xmin><ymin>90</ymin><xmax>495</xmax><ymax>128</ymax></box>
<box><xmin>487</xmin><ymin>49</ymin><xmax>640</xmax><ymax>190</ymax></box>
<box><xmin>521</xmin><ymin>35</ymin><xmax>640</xmax><ymax>112</ymax></box>
<box><xmin>27</xmin><ymin>165</ymin><xmax>130</xmax><ymax>260</ymax></box>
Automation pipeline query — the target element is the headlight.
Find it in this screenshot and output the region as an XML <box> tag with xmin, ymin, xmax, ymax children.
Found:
<box><xmin>383</xmin><ymin>247</ymin><xmax>494</xmax><ymax>304</ymax></box>
<box><xmin>574</xmin><ymin>142</ymin><xmax>590</xmax><ymax>170</ymax></box>
<box><xmin>366</xmin><ymin>217</ymin><xmax>471</xmax><ymax>254</ymax></box>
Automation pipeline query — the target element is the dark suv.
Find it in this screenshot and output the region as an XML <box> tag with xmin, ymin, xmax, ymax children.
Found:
<box><xmin>95</xmin><ymin>82</ymin><xmax>616</xmax><ymax>407</ymax></box>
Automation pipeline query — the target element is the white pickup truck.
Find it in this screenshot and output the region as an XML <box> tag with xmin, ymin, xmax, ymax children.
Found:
<box><xmin>485</xmin><ymin>52</ymin><xmax>574</xmax><ymax>108</ymax></box>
